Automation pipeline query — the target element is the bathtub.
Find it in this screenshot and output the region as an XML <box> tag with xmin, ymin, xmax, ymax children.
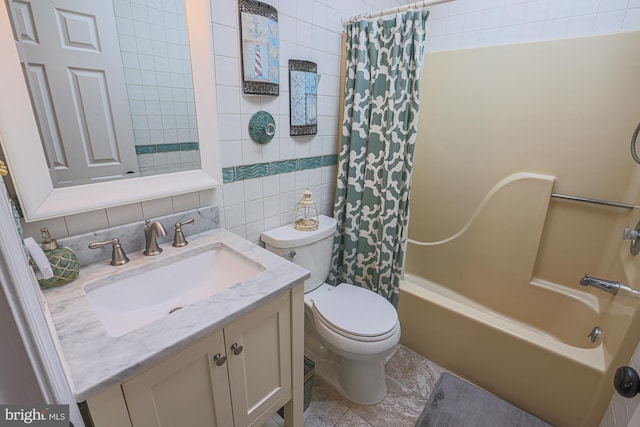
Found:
<box><xmin>398</xmin><ymin>173</ymin><xmax>640</xmax><ymax>427</ymax></box>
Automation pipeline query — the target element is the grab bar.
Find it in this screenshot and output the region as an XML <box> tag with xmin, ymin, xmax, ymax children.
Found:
<box><xmin>551</xmin><ymin>193</ymin><xmax>637</xmax><ymax>210</ymax></box>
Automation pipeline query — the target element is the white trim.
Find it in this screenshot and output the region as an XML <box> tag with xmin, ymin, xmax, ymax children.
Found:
<box><xmin>0</xmin><ymin>181</ymin><xmax>84</xmax><ymax>426</ymax></box>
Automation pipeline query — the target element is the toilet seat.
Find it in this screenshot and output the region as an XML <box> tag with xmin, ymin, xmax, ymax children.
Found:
<box><xmin>310</xmin><ymin>283</ymin><xmax>398</xmax><ymax>342</ymax></box>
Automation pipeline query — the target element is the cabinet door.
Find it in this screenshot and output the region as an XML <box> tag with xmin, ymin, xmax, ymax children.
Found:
<box><xmin>225</xmin><ymin>292</ymin><xmax>292</xmax><ymax>426</ymax></box>
<box><xmin>122</xmin><ymin>330</ymin><xmax>233</xmax><ymax>427</ymax></box>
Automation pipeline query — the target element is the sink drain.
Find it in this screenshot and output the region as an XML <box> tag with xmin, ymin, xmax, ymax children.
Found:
<box><xmin>168</xmin><ymin>306</ymin><xmax>183</xmax><ymax>314</ymax></box>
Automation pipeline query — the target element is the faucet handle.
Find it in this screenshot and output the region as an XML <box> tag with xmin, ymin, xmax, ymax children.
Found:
<box><xmin>623</xmin><ymin>227</ymin><xmax>639</xmax><ymax>240</ymax></box>
<box><xmin>624</xmin><ymin>220</ymin><xmax>640</xmax><ymax>256</ymax></box>
<box><xmin>173</xmin><ymin>218</ymin><xmax>195</xmax><ymax>247</ymax></box>
<box><xmin>89</xmin><ymin>238</ymin><xmax>129</xmax><ymax>266</ymax></box>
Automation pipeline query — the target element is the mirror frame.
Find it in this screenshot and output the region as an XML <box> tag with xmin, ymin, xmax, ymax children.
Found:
<box><xmin>0</xmin><ymin>0</ymin><xmax>221</xmax><ymax>222</ymax></box>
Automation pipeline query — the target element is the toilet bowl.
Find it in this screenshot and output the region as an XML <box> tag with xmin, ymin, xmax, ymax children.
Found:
<box><xmin>261</xmin><ymin>215</ymin><xmax>400</xmax><ymax>405</ymax></box>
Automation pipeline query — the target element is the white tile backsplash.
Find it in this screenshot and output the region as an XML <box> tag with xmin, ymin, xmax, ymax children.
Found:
<box><xmin>211</xmin><ymin>0</ymin><xmax>238</xmax><ymax>27</ymax></box>
<box><xmin>245</xmin><ymin>200</ymin><xmax>264</xmax><ymax>223</ymax></box>
<box><xmin>623</xmin><ymin>7</ymin><xmax>640</xmax><ymax>29</ymax></box>
<box><xmin>547</xmin><ymin>0</ymin><xmax>574</xmax><ymax>19</ymax></box>
<box><xmin>523</xmin><ymin>0</ymin><xmax>549</xmax><ymax>22</ymax></box>
<box><xmin>566</xmin><ymin>13</ymin><xmax>597</xmax><ymax>36</ymax></box>
<box><xmin>141</xmin><ymin>197</ymin><xmax>175</xmax><ymax>219</ymax></box>
<box><xmin>171</xmin><ymin>192</ymin><xmax>201</xmax><ymax>212</ymax></box>
<box><xmin>426</xmin><ymin>0</ymin><xmax>640</xmax><ymax>51</ymax></box>
<box><xmin>224</xmin><ymin>204</ymin><xmax>246</xmax><ymax>229</ymax></box>
<box><xmin>572</xmin><ymin>0</ymin><xmax>601</xmax><ymax>16</ymax></box>
<box><xmin>213</xmin><ymin>56</ymin><xmax>241</xmax><ymax>87</ymax></box>
<box><xmin>244</xmin><ymin>179</ymin><xmax>264</xmax><ymax>202</ymax></box>
<box><xmin>222</xmin><ymin>181</ymin><xmax>245</xmax><ymax>207</ymax></box>
<box><xmin>65</xmin><ymin>210</ymin><xmax>110</xmax><ymax>236</ymax></box>
<box><xmin>593</xmin><ymin>9</ymin><xmax>626</xmax><ymax>32</ymax></box>
<box><xmin>542</xmin><ymin>18</ymin><xmax>570</xmax><ymax>38</ymax></box>
<box><xmin>212</xmin><ymin>24</ymin><xmax>240</xmax><ymax>58</ymax></box>
<box><xmin>106</xmin><ymin>204</ymin><xmax>145</xmax><ymax>227</ymax></box>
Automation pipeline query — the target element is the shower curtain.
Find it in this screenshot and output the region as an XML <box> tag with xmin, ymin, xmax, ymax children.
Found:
<box><xmin>328</xmin><ymin>10</ymin><xmax>429</xmax><ymax>307</ymax></box>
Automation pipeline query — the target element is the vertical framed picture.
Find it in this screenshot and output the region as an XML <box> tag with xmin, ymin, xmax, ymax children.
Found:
<box><xmin>289</xmin><ymin>60</ymin><xmax>320</xmax><ymax>136</ymax></box>
<box><xmin>239</xmin><ymin>0</ymin><xmax>280</xmax><ymax>96</ymax></box>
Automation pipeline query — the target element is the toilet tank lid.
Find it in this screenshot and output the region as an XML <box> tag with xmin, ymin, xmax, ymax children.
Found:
<box><xmin>261</xmin><ymin>215</ymin><xmax>337</xmax><ymax>248</ymax></box>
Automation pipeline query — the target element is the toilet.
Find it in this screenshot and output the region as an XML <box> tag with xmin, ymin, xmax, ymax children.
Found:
<box><xmin>261</xmin><ymin>215</ymin><xmax>400</xmax><ymax>405</ymax></box>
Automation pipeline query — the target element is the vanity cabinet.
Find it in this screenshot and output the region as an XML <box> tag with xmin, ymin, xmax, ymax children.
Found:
<box><xmin>86</xmin><ymin>288</ymin><xmax>303</xmax><ymax>427</ymax></box>
<box><xmin>122</xmin><ymin>330</ymin><xmax>233</xmax><ymax>427</ymax></box>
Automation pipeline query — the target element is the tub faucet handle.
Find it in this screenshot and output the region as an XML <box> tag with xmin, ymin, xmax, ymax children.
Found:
<box><xmin>623</xmin><ymin>227</ymin><xmax>639</xmax><ymax>240</ymax></box>
<box><xmin>623</xmin><ymin>220</ymin><xmax>640</xmax><ymax>256</ymax></box>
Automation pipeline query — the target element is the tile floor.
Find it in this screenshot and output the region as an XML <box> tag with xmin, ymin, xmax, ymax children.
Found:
<box><xmin>264</xmin><ymin>345</ymin><xmax>447</xmax><ymax>427</ymax></box>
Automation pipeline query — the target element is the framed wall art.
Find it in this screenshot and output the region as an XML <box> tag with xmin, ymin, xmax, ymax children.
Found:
<box><xmin>289</xmin><ymin>60</ymin><xmax>320</xmax><ymax>136</ymax></box>
<box><xmin>239</xmin><ymin>0</ymin><xmax>280</xmax><ymax>96</ymax></box>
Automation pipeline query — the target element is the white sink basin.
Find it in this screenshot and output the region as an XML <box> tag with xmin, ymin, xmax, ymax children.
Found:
<box><xmin>84</xmin><ymin>243</ymin><xmax>265</xmax><ymax>337</ymax></box>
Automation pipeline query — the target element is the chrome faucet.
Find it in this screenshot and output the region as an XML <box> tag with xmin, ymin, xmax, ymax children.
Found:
<box><xmin>579</xmin><ymin>273</ymin><xmax>640</xmax><ymax>297</ymax></box>
<box><xmin>143</xmin><ymin>219</ymin><xmax>167</xmax><ymax>256</ymax></box>
<box><xmin>579</xmin><ymin>274</ymin><xmax>621</xmax><ymax>295</ymax></box>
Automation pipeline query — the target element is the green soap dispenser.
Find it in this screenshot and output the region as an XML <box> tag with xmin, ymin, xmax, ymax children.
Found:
<box><xmin>38</xmin><ymin>228</ymin><xmax>80</xmax><ymax>288</ymax></box>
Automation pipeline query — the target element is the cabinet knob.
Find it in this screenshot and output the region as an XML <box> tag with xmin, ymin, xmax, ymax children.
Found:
<box><xmin>213</xmin><ymin>353</ymin><xmax>227</xmax><ymax>366</ymax></box>
<box><xmin>231</xmin><ymin>343</ymin><xmax>243</xmax><ymax>356</ymax></box>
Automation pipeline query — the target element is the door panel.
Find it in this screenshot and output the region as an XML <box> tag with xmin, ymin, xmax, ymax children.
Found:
<box><xmin>225</xmin><ymin>293</ymin><xmax>292</xmax><ymax>426</ymax></box>
<box><xmin>122</xmin><ymin>331</ymin><xmax>233</xmax><ymax>427</ymax></box>
<box><xmin>10</xmin><ymin>0</ymin><xmax>139</xmax><ymax>186</ymax></box>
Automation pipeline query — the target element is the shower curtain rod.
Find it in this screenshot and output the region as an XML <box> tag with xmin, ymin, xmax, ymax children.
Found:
<box><xmin>341</xmin><ymin>0</ymin><xmax>456</xmax><ymax>26</ymax></box>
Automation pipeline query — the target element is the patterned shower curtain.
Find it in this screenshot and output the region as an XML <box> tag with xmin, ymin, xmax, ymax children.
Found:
<box><xmin>328</xmin><ymin>10</ymin><xmax>429</xmax><ymax>307</ymax></box>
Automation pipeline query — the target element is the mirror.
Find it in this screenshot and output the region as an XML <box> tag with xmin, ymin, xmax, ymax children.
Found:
<box><xmin>0</xmin><ymin>0</ymin><xmax>220</xmax><ymax>221</ymax></box>
<box><xmin>9</xmin><ymin>0</ymin><xmax>201</xmax><ymax>187</ymax></box>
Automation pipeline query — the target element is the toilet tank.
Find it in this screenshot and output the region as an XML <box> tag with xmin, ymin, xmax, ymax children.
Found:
<box><xmin>261</xmin><ymin>215</ymin><xmax>337</xmax><ymax>293</ymax></box>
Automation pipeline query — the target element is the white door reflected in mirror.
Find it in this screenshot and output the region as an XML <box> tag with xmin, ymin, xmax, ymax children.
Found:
<box><xmin>10</xmin><ymin>0</ymin><xmax>200</xmax><ymax>187</ymax></box>
<box><xmin>0</xmin><ymin>0</ymin><xmax>221</xmax><ymax>222</ymax></box>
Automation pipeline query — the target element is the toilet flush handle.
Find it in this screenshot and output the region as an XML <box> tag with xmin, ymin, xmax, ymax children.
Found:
<box><xmin>283</xmin><ymin>251</ymin><xmax>296</xmax><ymax>260</ymax></box>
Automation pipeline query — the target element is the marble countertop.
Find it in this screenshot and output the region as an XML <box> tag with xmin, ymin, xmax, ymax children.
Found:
<box><xmin>42</xmin><ymin>228</ymin><xmax>309</xmax><ymax>402</ymax></box>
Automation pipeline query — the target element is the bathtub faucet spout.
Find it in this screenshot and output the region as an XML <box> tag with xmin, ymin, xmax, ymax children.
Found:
<box><xmin>579</xmin><ymin>274</ymin><xmax>640</xmax><ymax>297</ymax></box>
<box><xmin>579</xmin><ymin>274</ymin><xmax>621</xmax><ymax>295</ymax></box>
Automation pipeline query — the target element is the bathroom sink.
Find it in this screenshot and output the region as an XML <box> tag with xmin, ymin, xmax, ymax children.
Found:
<box><xmin>83</xmin><ymin>243</ymin><xmax>265</xmax><ymax>337</ymax></box>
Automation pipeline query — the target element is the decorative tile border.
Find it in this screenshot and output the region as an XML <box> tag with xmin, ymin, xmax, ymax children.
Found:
<box><xmin>223</xmin><ymin>154</ymin><xmax>338</xmax><ymax>183</ymax></box>
<box><xmin>269</xmin><ymin>159</ymin><xmax>298</xmax><ymax>175</ymax></box>
<box><xmin>236</xmin><ymin>163</ymin><xmax>269</xmax><ymax>180</ymax></box>
<box><xmin>135</xmin><ymin>142</ymin><xmax>199</xmax><ymax>155</ymax></box>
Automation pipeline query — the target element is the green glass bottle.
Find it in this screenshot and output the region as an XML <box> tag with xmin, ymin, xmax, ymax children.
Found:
<box><xmin>38</xmin><ymin>228</ymin><xmax>79</xmax><ymax>288</ymax></box>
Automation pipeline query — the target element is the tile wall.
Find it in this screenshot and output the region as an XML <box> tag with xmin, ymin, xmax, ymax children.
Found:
<box><xmin>114</xmin><ymin>0</ymin><xmax>200</xmax><ymax>175</ymax></box>
<box><xmin>209</xmin><ymin>0</ymin><xmax>351</xmax><ymax>241</ymax></box>
<box><xmin>425</xmin><ymin>0</ymin><xmax>640</xmax><ymax>52</ymax></box>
